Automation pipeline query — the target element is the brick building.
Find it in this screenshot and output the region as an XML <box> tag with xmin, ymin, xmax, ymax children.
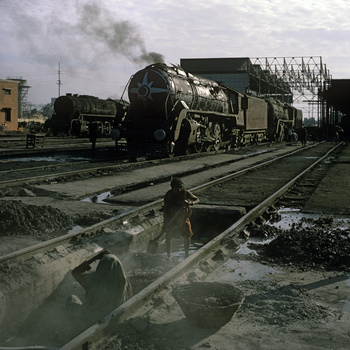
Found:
<box><xmin>0</xmin><ymin>79</ymin><xmax>20</xmax><ymax>132</ymax></box>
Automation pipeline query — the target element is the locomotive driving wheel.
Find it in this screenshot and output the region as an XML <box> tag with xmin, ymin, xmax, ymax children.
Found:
<box><xmin>176</xmin><ymin>143</ymin><xmax>191</xmax><ymax>155</ymax></box>
<box><xmin>212</xmin><ymin>123</ymin><xmax>222</xmax><ymax>151</ymax></box>
<box><xmin>192</xmin><ymin>128</ymin><xmax>204</xmax><ymax>153</ymax></box>
<box><xmin>103</xmin><ymin>122</ymin><xmax>112</xmax><ymax>136</ymax></box>
<box><xmin>183</xmin><ymin>146</ymin><xmax>191</xmax><ymax>155</ymax></box>
<box><xmin>204</xmin><ymin>122</ymin><xmax>214</xmax><ymax>152</ymax></box>
<box><xmin>192</xmin><ymin>142</ymin><xmax>203</xmax><ymax>153</ymax></box>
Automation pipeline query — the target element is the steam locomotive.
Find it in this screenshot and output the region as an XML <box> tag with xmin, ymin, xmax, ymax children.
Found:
<box><xmin>45</xmin><ymin>94</ymin><xmax>129</xmax><ymax>137</ymax></box>
<box><xmin>111</xmin><ymin>63</ymin><xmax>302</xmax><ymax>156</ymax></box>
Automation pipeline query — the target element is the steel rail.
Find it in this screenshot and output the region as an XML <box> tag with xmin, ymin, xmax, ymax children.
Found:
<box><xmin>60</xmin><ymin>141</ymin><xmax>344</xmax><ymax>350</ymax></box>
<box><xmin>0</xmin><ymin>141</ymin><xmax>328</xmax><ymax>266</ymax></box>
<box><xmin>0</xmin><ymin>141</ymin><xmax>301</xmax><ymax>189</ymax></box>
<box><xmin>0</xmin><ymin>140</ymin><xmax>116</xmax><ymax>158</ymax></box>
<box><xmin>0</xmin><ymin>147</ymin><xmax>212</xmax><ymax>188</ymax></box>
<box><xmin>0</xmin><ymin>160</ymin><xmax>91</xmax><ymax>175</ymax></box>
<box><xmin>0</xmin><ymin>161</ymin><xmax>127</xmax><ymax>189</ymax></box>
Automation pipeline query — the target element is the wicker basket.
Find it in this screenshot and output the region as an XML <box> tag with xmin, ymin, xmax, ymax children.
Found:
<box><xmin>173</xmin><ymin>282</ymin><xmax>245</xmax><ymax>328</ymax></box>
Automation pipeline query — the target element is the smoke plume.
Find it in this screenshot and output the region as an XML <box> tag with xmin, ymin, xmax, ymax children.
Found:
<box><xmin>77</xmin><ymin>1</ymin><xmax>165</xmax><ymax>65</ymax></box>
<box><xmin>7</xmin><ymin>0</ymin><xmax>165</xmax><ymax>69</ymax></box>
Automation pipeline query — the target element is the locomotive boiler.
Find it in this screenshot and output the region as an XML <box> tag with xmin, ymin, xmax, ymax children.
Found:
<box><xmin>112</xmin><ymin>63</ymin><xmax>302</xmax><ymax>156</ymax></box>
<box><xmin>45</xmin><ymin>94</ymin><xmax>129</xmax><ymax>137</ymax></box>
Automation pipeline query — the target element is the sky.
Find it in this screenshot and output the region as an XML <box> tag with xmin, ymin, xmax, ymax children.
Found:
<box><xmin>1</xmin><ymin>0</ymin><xmax>350</xmax><ymax>107</ymax></box>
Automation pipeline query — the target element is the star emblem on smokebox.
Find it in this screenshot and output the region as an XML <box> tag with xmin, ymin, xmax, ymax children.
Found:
<box><xmin>129</xmin><ymin>71</ymin><xmax>168</xmax><ymax>102</ymax></box>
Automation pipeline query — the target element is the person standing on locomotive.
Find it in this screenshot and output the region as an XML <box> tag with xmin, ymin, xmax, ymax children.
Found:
<box><xmin>163</xmin><ymin>178</ymin><xmax>199</xmax><ymax>259</ymax></box>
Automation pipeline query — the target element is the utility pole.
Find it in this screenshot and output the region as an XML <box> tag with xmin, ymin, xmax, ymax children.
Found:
<box><xmin>57</xmin><ymin>62</ymin><xmax>61</xmax><ymax>97</ymax></box>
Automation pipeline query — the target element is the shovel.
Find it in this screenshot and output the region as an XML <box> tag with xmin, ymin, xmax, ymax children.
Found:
<box><xmin>146</xmin><ymin>207</ymin><xmax>185</xmax><ymax>254</ymax></box>
<box><xmin>146</xmin><ymin>228</ymin><xmax>166</xmax><ymax>254</ymax></box>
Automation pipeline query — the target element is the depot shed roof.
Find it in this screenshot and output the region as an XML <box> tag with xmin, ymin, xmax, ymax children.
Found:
<box><xmin>322</xmin><ymin>79</ymin><xmax>350</xmax><ymax>115</ymax></box>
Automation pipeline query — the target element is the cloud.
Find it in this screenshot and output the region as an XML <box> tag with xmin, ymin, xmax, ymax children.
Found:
<box><xmin>1</xmin><ymin>0</ymin><xmax>350</xmax><ymax>104</ymax></box>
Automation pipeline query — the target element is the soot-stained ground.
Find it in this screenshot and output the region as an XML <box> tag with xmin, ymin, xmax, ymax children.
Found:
<box><xmin>248</xmin><ymin>217</ymin><xmax>350</xmax><ymax>272</ymax></box>
<box><xmin>101</xmin><ymin>217</ymin><xmax>350</xmax><ymax>350</ymax></box>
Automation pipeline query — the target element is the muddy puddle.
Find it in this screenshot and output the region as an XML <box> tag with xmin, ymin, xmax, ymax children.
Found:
<box><xmin>270</xmin><ymin>207</ymin><xmax>350</xmax><ymax>231</ymax></box>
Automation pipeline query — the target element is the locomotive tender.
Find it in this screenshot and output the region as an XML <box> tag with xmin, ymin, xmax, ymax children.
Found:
<box><xmin>112</xmin><ymin>63</ymin><xmax>302</xmax><ymax>156</ymax></box>
<box><xmin>46</xmin><ymin>94</ymin><xmax>129</xmax><ymax>137</ymax></box>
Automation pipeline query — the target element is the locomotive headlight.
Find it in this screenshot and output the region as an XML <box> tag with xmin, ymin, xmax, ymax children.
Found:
<box><xmin>154</xmin><ymin>129</ymin><xmax>166</xmax><ymax>141</ymax></box>
<box><xmin>110</xmin><ymin>128</ymin><xmax>121</xmax><ymax>141</ymax></box>
<box><xmin>138</xmin><ymin>85</ymin><xmax>150</xmax><ymax>98</ymax></box>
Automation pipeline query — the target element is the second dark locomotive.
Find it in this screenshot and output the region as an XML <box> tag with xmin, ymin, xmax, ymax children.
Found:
<box><xmin>46</xmin><ymin>94</ymin><xmax>129</xmax><ymax>137</ymax></box>
<box><xmin>112</xmin><ymin>63</ymin><xmax>303</xmax><ymax>156</ymax></box>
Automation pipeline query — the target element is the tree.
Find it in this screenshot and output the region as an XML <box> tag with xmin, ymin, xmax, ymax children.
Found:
<box><xmin>41</xmin><ymin>103</ymin><xmax>54</xmax><ymax>119</ymax></box>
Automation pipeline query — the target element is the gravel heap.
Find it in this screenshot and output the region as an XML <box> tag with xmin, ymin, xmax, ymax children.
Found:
<box><xmin>0</xmin><ymin>200</ymin><xmax>73</xmax><ymax>236</ymax></box>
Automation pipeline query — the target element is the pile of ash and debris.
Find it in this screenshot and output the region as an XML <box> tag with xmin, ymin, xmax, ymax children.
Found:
<box><xmin>0</xmin><ymin>200</ymin><xmax>116</xmax><ymax>238</ymax></box>
<box><xmin>248</xmin><ymin>216</ymin><xmax>350</xmax><ymax>271</ymax></box>
<box><xmin>0</xmin><ymin>200</ymin><xmax>73</xmax><ymax>237</ymax></box>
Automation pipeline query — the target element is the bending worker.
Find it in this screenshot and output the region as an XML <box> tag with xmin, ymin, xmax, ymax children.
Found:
<box><xmin>163</xmin><ymin>178</ymin><xmax>199</xmax><ymax>259</ymax></box>
<box><xmin>67</xmin><ymin>250</ymin><xmax>132</xmax><ymax>324</ymax></box>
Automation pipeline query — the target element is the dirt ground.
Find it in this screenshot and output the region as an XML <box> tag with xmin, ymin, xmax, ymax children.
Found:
<box><xmin>100</xmin><ymin>216</ymin><xmax>350</xmax><ymax>350</ymax></box>
<box><xmin>111</xmin><ymin>271</ymin><xmax>350</xmax><ymax>350</ymax></box>
<box><xmin>0</xmin><ymin>142</ymin><xmax>349</xmax><ymax>349</ymax></box>
<box><xmin>4</xmin><ymin>213</ymin><xmax>348</xmax><ymax>350</ymax></box>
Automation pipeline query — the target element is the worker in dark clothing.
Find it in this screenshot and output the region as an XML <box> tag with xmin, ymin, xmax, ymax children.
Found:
<box><xmin>66</xmin><ymin>250</ymin><xmax>132</xmax><ymax>323</ymax></box>
<box><xmin>163</xmin><ymin>178</ymin><xmax>199</xmax><ymax>259</ymax></box>
<box><xmin>287</xmin><ymin>126</ymin><xmax>293</xmax><ymax>143</ymax></box>
<box><xmin>334</xmin><ymin>125</ymin><xmax>344</xmax><ymax>142</ymax></box>
<box><xmin>300</xmin><ymin>125</ymin><xmax>307</xmax><ymax>146</ymax></box>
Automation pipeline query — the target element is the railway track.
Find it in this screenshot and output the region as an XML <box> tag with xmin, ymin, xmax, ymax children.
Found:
<box><xmin>0</xmin><ymin>142</ymin><xmax>332</xmax><ymax>265</ymax></box>
<box><xmin>0</xmin><ymin>141</ymin><xmax>345</xmax><ymax>349</ymax></box>
<box><xmin>0</xmin><ymin>140</ymin><xmax>126</xmax><ymax>184</ymax></box>
<box><xmin>57</xmin><ymin>141</ymin><xmax>344</xmax><ymax>350</ymax></box>
<box><xmin>0</xmin><ymin>135</ymin><xmax>109</xmax><ymax>149</ymax></box>
<box><xmin>0</xmin><ymin>139</ymin><xmax>234</xmax><ymax>187</ymax></box>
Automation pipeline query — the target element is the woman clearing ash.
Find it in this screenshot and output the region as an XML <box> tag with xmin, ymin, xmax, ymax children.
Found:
<box><xmin>163</xmin><ymin>178</ymin><xmax>200</xmax><ymax>259</ymax></box>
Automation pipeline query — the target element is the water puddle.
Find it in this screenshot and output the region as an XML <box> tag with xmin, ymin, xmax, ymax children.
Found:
<box><xmin>81</xmin><ymin>191</ymin><xmax>112</xmax><ymax>204</ymax></box>
<box><xmin>268</xmin><ymin>207</ymin><xmax>350</xmax><ymax>231</ymax></box>
<box><xmin>159</xmin><ymin>238</ymin><xmax>206</xmax><ymax>262</ymax></box>
<box><xmin>68</xmin><ymin>225</ymin><xmax>84</xmax><ymax>233</ymax></box>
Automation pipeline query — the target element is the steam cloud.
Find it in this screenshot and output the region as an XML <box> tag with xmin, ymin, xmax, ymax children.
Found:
<box><xmin>8</xmin><ymin>0</ymin><xmax>165</xmax><ymax>69</ymax></box>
